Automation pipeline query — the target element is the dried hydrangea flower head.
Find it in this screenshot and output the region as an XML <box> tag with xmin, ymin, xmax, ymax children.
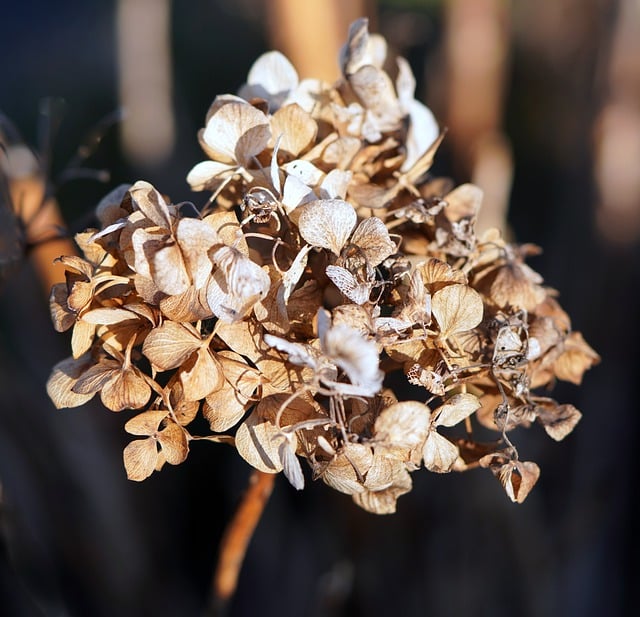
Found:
<box><xmin>47</xmin><ymin>18</ymin><xmax>599</xmax><ymax>514</ymax></box>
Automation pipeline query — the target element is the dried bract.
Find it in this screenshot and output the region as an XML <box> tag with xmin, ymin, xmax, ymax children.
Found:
<box><xmin>47</xmin><ymin>18</ymin><xmax>598</xmax><ymax>511</ymax></box>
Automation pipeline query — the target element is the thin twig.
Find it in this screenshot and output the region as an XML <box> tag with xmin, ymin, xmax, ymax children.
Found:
<box><xmin>209</xmin><ymin>470</ymin><xmax>276</xmax><ymax>616</ymax></box>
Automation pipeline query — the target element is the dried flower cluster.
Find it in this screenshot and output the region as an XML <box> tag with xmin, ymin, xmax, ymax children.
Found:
<box><xmin>47</xmin><ymin>19</ymin><xmax>598</xmax><ymax>513</ymax></box>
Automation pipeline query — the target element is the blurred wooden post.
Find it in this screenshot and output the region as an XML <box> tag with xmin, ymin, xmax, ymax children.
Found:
<box><xmin>117</xmin><ymin>0</ymin><xmax>174</xmax><ymax>167</ymax></box>
<box><xmin>444</xmin><ymin>0</ymin><xmax>512</xmax><ymax>235</ymax></box>
<box><xmin>267</xmin><ymin>0</ymin><xmax>372</xmax><ymax>82</ymax></box>
<box><xmin>593</xmin><ymin>0</ymin><xmax>640</xmax><ymax>246</ymax></box>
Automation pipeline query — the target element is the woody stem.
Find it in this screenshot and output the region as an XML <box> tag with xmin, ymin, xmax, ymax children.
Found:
<box><xmin>209</xmin><ymin>470</ymin><xmax>276</xmax><ymax>615</ymax></box>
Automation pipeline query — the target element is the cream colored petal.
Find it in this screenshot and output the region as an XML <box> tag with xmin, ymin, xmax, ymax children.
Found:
<box><xmin>186</xmin><ymin>160</ymin><xmax>236</xmax><ymax>191</ymax></box>
<box><xmin>325</xmin><ymin>265</ymin><xmax>371</xmax><ymax>305</ymax></box>
<box><xmin>423</xmin><ymin>430</ymin><xmax>459</xmax><ymax>473</ymax></box>
<box><xmin>321</xmin><ymin>443</ymin><xmax>373</xmax><ymax>495</ymax></box>
<box><xmin>352</xmin><ymin>465</ymin><xmax>412</xmax><ymax>515</ymax></box>
<box><xmin>244</xmin><ymin>50</ymin><xmax>298</xmax><ymax>101</ymax></box>
<box><xmin>152</xmin><ymin>242</ymin><xmax>191</xmax><ymax>296</ymax></box>
<box><xmin>322</xmin><ymin>324</ymin><xmax>383</xmax><ymax>396</ymax></box>
<box><xmin>283</xmin><ymin>159</ymin><xmax>325</xmax><ymax>186</ymax></box>
<box><xmin>434</xmin><ymin>393</ymin><xmax>482</xmax><ymax>428</ymax></box>
<box><xmin>129</xmin><ymin>180</ymin><xmax>172</xmax><ymax>228</ymax></box>
<box><xmin>374</xmin><ymin>401</ymin><xmax>431</xmax><ymax>451</ymax></box>
<box><xmin>297</xmin><ymin>199</ymin><xmax>356</xmax><ymax>255</ymax></box>
<box><xmin>432</xmin><ymin>284</ymin><xmax>484</xmax><ymax>338</ymax></box>
<box><xmin>202</xmin><ymin>101</ymin><xmax>271</xmax><ymax>166</ymax></box>
<box><xmin>279</xmin><ymin>439</ymin><xmax>305</xmax><ymax>490</ymax></box>
<box><xmin>176</xmin><ymin>217</ymin><xmax>218</xmax><ymax>289</ymax></box>
<box><xmin>317</xmin><ymin>169</ymin><xmax>352</xmax><ymax>200</ymax></box>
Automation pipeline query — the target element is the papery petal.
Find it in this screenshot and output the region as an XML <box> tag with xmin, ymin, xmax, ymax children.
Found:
<box><xmin>46</xmin><ymin>355</ymin><xmax>96</xmax><ymax>409</ymax></box>
<box><xmin>123</xmin><ymin>438</ymin><xmax>159</xmax><ymax>481</ymax></box>
<box><xmin>297</xmin><ymin>199</ymin><xmax>356</xmax><ymax>255</ymax></box>
<box><xmin>202</xmin><ymin>102</ymin><xmax>271</xmax><ymax>167</ymax></box>
<box><xmin>129</xmin><ymin>181</ymin><xmax>172</xmax><ymax>228</ymax></box>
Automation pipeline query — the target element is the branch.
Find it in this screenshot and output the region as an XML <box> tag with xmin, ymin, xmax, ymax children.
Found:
<box><xmin>209</xmin><ymin>470</ymin><xmax>276</xmax><ymax>615</ymax></box>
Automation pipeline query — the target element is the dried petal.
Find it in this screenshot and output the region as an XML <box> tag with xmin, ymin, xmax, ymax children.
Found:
<box><xmin>201</xmin><ymin>101</ymin><xmax>271</xmax><ymax>167</ymax></box>
<box><xmin>433</xmin><ymin>393</ymin><xmax>481</xmax><ymax>428</ymax></box>
<box><xmin>423</xmin><ymin>431</ymin><xmax>459</xmax><ymax>473</ymax></box>
<box><xmin>374</xmin><ymin>401</ymin><xmax>431</xmax><ymax>451</ymax></box>
<box><xmin>46</xmin><ymin>355</ymin><xmax>96</xmax><ymax>409</ymax></box>
<box><xmin>123</xmin><ymin>438</ymin><xmax>159</xmax><ymax>481</ymax></box>
<box><xmin>297</xmin><ymin>199</ymin><xmax>356</xmax><ymax>255</ymax></box>
<box><xmin>157</xmin><ymin>422</ymin><xmax>189</xmax><ymax>465</ymax></box>
<box><xmin>432</xmin><ymin>284</ymin><xmax>484</xmax><ymax>338</ymax></box>
<box><xmin>142</xmin><ymin>322</ymin><xmax>202</xmax><ymax>370</ymax></box>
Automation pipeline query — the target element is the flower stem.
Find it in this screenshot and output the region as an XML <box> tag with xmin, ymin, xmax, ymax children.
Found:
<box><xmin>209</xmin><ymin>470</ymin><xmax>276</xmax><ymax>615</ymax></box>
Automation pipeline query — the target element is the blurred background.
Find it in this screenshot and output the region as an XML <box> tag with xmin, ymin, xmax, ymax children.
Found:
<box><xmin>0</xmin><ymin>1</ymin><xmax>637</xmax><ymax>615</ymax></box>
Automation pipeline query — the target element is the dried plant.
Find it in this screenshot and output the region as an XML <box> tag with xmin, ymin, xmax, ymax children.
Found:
<box><xmin>47</xmin><ymin>18</ymin><xmax>598</xmax><ymax>514</ymax></box>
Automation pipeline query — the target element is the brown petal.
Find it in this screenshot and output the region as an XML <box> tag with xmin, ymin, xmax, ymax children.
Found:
<box><xmin>374</xmin><ymin>401</ymin><xmax>431</xmax><ymax>451</ymax></box>
<box><xmin>49</xmin><ymin>283</ymin><xmax>76</xmax><ymax>332</ymax></box>
<box><xmin>175</xmin><ymin>217</ymin><xmax>218</xmax><ymax>288</ymax></box>
<box><xmin>123</xmin><ymin>438</ymin><xmax>159</xmax><ymax>481</ymax></box>
<box><xmin>553</xmin><ymin>331</ymin><xmax>600</xmax><ymax>385</ymax></box>
<box><xmin>159</xmin><ymin>285</ymin><xmax>213</xmax><ymax>322</ymax></box>
<box><xmin>352</xmin><ymin>465</ymin><xmax>412</xmax><ymax>515</ymax></box>
<box><xmin>235</xmin><ymin>408</ymin><xmax>286</xmax><ymax>474</ymax></box>
<box><xmin>71</xmin><ymin>320</ymin><xmax>96</xmax><ymax>359</ymax></box>
<box><xmin>270</xmin><ymin>104</ymin><xmax>317</xmax><ymax>157</ymax></box>
<box><xmin>157</xmin><ymin>422</ymin><xmax>189</xmax><ymax>465</ymax></box>
<box><xmin>350</xmin><ymin>216</ymin><xmax>396</xmax><ymax>267</ymax></box>
<box><xmin>443</xmin><ymin>183</ymin><xmax>483</xmax><ymax>223</ymax></box>
<box><xmin>321</xmin><ymin>443</ymin><xmax>372</xmax><ymax>494</ymax></box>
<box><xmin>46</xmin><ymin>355</ymin><xmax>96</xmax><ymax>409</ymax></box>
<box><xmin>101</xmin><ymin>366</ymin><xmax>151</xmax><ymax>412</ymax></box>
<box><xmin>72</xmin><ymin>361</ymin><xmax>120</xmax><ymax>395</ymax></box>
<box><xmin>142</xmin><ymin>321</ymin><xmax>201</xmax><ymax>370</ymax></box>
<box><xmin>179</xmin><ymin>347</ymin><xmax>224</xmax><ymax>401</ymax></box>
<box><xmin>124</xmin><ymin>409</ymin><xmax>168</xmax><ymax>436</ymax></box>
<box><xmin>81</xmin><ymin>307</ymin><xmax>140</xmax><ymax>325</ymax></box>
<box><xmin>499</xmin><ymin>461</ymin><xmax>540</xmax><ymax>504</ymax></box>
<box><xmin>432</xmin><ymin>284</ymin><xmax>483</xmax><ymax>338</ymax></box>
<box><xmin>203</xmin><ymin>381</ymin><xmax>250</xmax><ymax>432</ymax></box>
<box><xmin>536</xmin><ymin>403</ymin><xmax>582</xmax><ymax>441</ymax></box>
<box><xmin>423</xmin><ymin>430</ymin><xmax>459</xmax><ymax>473</ymax></box>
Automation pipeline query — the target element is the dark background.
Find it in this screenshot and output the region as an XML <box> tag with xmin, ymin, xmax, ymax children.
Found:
<box><xmin>1</xmin><ymin>1</ymin><xmax>636</xmax><ymax>616</ymax></box>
